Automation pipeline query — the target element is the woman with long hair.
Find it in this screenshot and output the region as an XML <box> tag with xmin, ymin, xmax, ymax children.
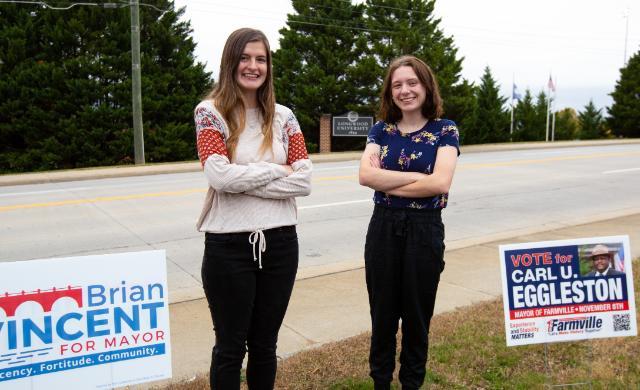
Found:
<box><xmin>194</xmin><ymin>28</ymin><xmax>312</xmax><ymax>389</ymax></box>
<box><xmin>359</xmin><ymin>55</ymin><xmax>460</xmax><ymax>389</ymax></box>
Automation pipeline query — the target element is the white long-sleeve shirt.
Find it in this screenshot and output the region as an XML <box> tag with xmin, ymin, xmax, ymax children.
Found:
<box><xmin>194</xmin><ymin>100</ymin><xmax>312</xmax><ymax>233</ymax></box>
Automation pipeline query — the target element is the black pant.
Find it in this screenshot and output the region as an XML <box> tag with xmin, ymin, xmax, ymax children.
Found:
<box><xmin>201</xmin><ymin>226</ymin><xmax>298</xmax><ymax>390</ymax></box>
<box><xmin>364</xmin><ymin>205</ymin><xmax>445</xmax><ymax>389</ymax></box>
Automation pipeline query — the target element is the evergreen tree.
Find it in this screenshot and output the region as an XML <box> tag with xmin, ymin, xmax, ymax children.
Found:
<box><xmin>273</xmin><ymin>0</ymin><xmax>368</xmax><ymax>152</ymax></box>
<box><xmin>512</xmin><ymin>89</ymin><xmax>537</xmax><ymax>141</ymax></box>
<box><xmin>0</xmin><ymin>2</ymin><xmax>211</xmax><ymax>172</ymax></box>
<box><xmin>578</xmin><ymin>100</ymin><xmax>605</xmax><ymax>139</ymax></box>
<box><xmin>554</xmin><ymin>108</ymin><xmax>579</xmax><ymax>140</ymax></box>
<box><xmin>272</xmin><ymin>0</ymin><xmax>474</xmax><ymax>150</ymax></box>
<box><xmin>362</xmin><ymin>0</ymin><xmax>474</xmax><ymax>133</ymax></box>
<box><xmin>534</xmin><ymin>91</ymin><xmax>550</xmax><ymax>141</ymax></box>
<box><xmin>445</xmin><ymin>79</ymin><xmax>475</xmax><ymax>141</ymax></box>
<box><xmin>608</xmin><ymin>50</ymin><xmax>640</xmax><ymax>137</ymax></box>
<box><xmin>465</xmin><ymin>66</ymin><xmax>508</xmax><ymax>144</ymax></box>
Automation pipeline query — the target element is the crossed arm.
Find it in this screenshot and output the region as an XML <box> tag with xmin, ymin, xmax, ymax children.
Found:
<box><xmin>197</xmin><ymin>129</ymin><xmax>311</xmax><ymax>199</ymax></box>
<box><xmin>358</xmin><ymin>143</ymin><xmax>458</xmax><ymax>198</ymax></box>
<box><xmin>243</xmin><ymin>159</ymin><xmax>312</xmax><ymax>199</ymax></box>
<box><xmin>201</xmin><ymin>152</ymin><xmax>311</xmax><ymax>199</ymax></box>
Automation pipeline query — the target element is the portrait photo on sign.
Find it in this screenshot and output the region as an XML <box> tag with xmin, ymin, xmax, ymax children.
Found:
<box><xmin>579</xmin><ymin>242</ymin><xmax>626</xmax><ymax>277</ymax></box>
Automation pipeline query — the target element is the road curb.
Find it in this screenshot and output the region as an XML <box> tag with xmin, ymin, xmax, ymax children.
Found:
<box><xmin>166</xmin><ymin>207</ymin><xmax>640</xmax><ymax>305</ymax></box>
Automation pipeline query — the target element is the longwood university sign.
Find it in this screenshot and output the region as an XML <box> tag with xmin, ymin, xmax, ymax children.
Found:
<box><xmin>332</xmin><ymin>112</ymin><xmax>373</xmax><ymax>137</ymax></box>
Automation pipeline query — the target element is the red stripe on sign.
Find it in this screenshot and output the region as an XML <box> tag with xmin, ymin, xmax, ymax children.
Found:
<box><xmin>509</xmin><ymin>301</ymin><xmax>629</xmax><ymax>320</ymax></box>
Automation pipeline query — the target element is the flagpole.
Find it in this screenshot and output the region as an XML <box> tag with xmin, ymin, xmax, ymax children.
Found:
<box><xmin>510</xmin><ymin>74</ymin><xmax>514</xmax><ymax>141</ymax></box>
<box><xmin>545</xmin><ymin>73</ymin><xmax>552</xmax><ymax>142</ymax></box>
<box><xmin>510</xmin><ymin>103</ymin><xmax>514</xmax><ymax>141</ymax></box>
<box><xmin>551</xmin><ymin>110</ymin><xmax>556</xmax><ymax>141</ymax></box>
<box><xmin>551</xmin><ymin>76</ymin><xmax>557</xmax><ymax>141</ymax></box>
<box><xmin>545</xmin><ymin>96</ymin><xmax>550</xmax><ymax>142</ymax></box>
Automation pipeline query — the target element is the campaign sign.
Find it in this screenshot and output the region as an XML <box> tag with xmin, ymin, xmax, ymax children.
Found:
<box><xmin>0</xmin><ymin>251</ymin><xmax>171</xmax><ymax>389</ymax></box>
<box><xmin>499</xmin><ymin>236</ymin><xmax>636</xmax><ymax>346</ymax></box>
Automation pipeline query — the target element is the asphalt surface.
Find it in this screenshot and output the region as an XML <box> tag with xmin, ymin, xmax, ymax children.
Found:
<box><xmin>1</xmin><ymin>139</ymin><xmax>638</xmax><ymax>187</ymax></box>
<box><xmin>2</xmin><ymin>138</ymin><xmax>639</xmax><ymax>388</ymax></box>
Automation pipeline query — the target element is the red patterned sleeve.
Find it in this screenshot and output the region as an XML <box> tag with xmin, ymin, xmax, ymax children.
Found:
<box><xmin>197</xmin><ymin>129</ymin><xmax>227</xmax><ymax>166</ymax></box>
<box><xmin>283</xmin><ymin>113</ymin><xmax>309</xmax><ymax>165</ymax></box>
<box><xmin>194</xmin><ymin>105</ymin><xmax>228</xmax><ymax>166</ymax></box>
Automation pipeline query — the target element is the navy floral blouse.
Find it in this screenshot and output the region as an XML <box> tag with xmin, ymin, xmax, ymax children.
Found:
<box><xmin>366</xmin><ymin>119</ymin><xmax>460</xmax><ymax>209</ymax></box>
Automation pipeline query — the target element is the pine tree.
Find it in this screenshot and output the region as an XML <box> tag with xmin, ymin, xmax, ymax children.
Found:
<box><xmin>362</xmin><ymin>0</ymin><xmax>474</xmax><ymax>132</ymax></box>
<box><xmin>578</xmin><ymin>100</ymin><xmax>605</xmax><ymax>139</ymax></box>
<box><xmin>608</xmin><ymin>50</ymin><xmax>640</xmax><ymax>137</ymax></box>
<box><xmin>513</xmin><ymin>89</ymin><xmax>537</xmax><ymax>141</ymax></box>
<box><xmin>465</xmin><ymin>66</ymin><xmax>508</xmax><ymax>144</ymax></box>
<box><xmin>272</xmin><ymin>0</ymin><xmax>368</xmax><ymax>152</ymax></box>
<box><xmin>271</xmin><ymin>0</ymin><xmax>474</xmax><ymax>150</ymax></box>
<box><xmin>0</xmin><ymin>2</ymin><xmax>211</xmax><ymax>172</ymax></box>
<box><xmin>535</xmin><ymin>91</ymin><xmax>550</xmax><ymax>141</ymax></box>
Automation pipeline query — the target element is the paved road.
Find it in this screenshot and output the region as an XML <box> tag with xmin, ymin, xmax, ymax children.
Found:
<box><xmin>1</xmin><ymin>143</ymin><xmax>639</xmax><ymax>303</ymax></box>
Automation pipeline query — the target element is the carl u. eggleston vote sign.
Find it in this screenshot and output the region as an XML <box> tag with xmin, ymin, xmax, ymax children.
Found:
<box><xmin>0</xmin><ymin>251</ymin><xmax>171</xmax><ymax>389</ymax></box>
<box><xmin>499</xmin><ymin>236</ymin><xmax>636</xmax><ymax>346</ymax></box>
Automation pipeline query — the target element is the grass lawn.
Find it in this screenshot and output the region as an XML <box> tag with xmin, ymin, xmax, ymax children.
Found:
<box><xmin>159</xmin><ymin>259</ymin><xmax>639</xmax><ymax>389</ymax></box>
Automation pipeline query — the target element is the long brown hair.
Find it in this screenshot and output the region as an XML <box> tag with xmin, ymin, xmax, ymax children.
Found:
<box><xmin>207</xmin><ymin>28</ymin><xmax>275</xmax><ymax>161</ymax></box>
<box><xmin>378</xmin><ymin>55</ymin><xmax>443</xmax><ymax>123</ymax></box>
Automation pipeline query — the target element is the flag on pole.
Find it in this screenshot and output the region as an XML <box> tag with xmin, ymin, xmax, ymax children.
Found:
<box><xmin>512</xmin><ymin>83</ymin><xmax>522</xmax><ymax>101</ymax></box>
<box><xmin>547</xmin><ymin>75</ymin><xmax>555</xmax><ymax>93</ymax></box>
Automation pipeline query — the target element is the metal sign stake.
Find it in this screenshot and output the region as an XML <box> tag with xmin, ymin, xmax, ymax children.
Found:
<box><xmin>543</xmin><ymin>341</ymin><xmax>593</xmax><ymax>389</ymax></box>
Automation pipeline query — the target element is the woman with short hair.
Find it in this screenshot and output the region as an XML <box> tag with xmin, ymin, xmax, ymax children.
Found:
<box><xmin>359</xmin><ymin>55</ymin><xmax>460</xmax><ymax>389</ymax></box>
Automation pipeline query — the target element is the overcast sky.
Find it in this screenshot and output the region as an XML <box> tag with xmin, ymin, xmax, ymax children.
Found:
<box><xmin>173</xmin><ymin>0</ymin><xmax>639</xmax><ymax>112</ymax></box>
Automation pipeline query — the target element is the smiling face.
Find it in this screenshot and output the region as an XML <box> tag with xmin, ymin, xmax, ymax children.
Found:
<box><xmin>592</xmin><ymin>254</ymin><xmax>611</xmax><ymax>273</ymax></box>
<box><xmin>390</xmin><ymin>65</ymin><xmax>427</xmax><ymax>116</ymax></box>
<box><xmin>235</xmin><ymin>40</ymin><xmax>268</xmax><ymax>96</ymax></box>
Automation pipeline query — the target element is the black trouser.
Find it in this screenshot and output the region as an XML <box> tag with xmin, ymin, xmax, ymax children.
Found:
<box><xmin>201</xmin><ymin>225</ymin><xmax>298</xmax><ymax>390</ymax></box>
<box><xmin>364</xmin><ymin>205</ymin><xmax>445</xmax><ymax>389</ymax></box>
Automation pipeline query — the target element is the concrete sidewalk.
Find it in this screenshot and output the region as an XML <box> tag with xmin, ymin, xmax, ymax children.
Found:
<box><xmin>165</xmin><ymin>213</ymin><xmax>640</xmax><ymax>384</ymax></box>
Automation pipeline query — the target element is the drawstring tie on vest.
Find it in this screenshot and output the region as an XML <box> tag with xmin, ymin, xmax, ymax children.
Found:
<box><xmin>249</xmin><ymin>229</ymin><xmax>266</xmax><ymax>269</ymax></box>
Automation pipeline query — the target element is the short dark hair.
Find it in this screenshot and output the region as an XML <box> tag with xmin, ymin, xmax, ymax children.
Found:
<box><xmin>378</xmin><ymin>55</ymin><xmax>443</xmax><ymax>123</ymax></box>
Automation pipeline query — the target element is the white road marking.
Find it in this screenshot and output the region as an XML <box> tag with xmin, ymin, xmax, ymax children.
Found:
<box><xmin>602</xmin><ymin>167</ymin><xmax>640</xmax><ymax>174</ymax></box>
<box><xmin>312</xmin><ymin>165</ymin><xmax>359</xmax><ymax>172</ymax></box>
<box><xmin>0</xmin><ymin>178</ymin><xmax>201</xmax><ymax>198</ymax></box>
<box><xmin>299</xmin><ymin>199</ymin><xmax>371</xmax><ymax>210</ymax></box>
